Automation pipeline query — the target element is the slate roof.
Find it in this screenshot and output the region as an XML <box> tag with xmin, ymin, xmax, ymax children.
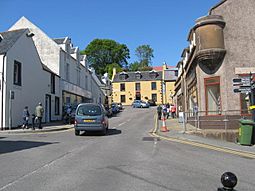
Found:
<box><xmin>53</xmin><ymin>38</ymin><xmax>66</xmax><ymax>44</ymax></box>
<box><xmin>113</xmin><ymin>71</ymin><xmax>163</xmax><ymax>82</ymax></box>
<box><xmin>0</xmin><ymin>29</ymin><xmax>27</xmax><ymax>54</ymax></box>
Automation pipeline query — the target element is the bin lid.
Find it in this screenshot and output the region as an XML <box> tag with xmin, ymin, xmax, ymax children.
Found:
<box><xmin>239</xmin><ymin>119</ymin><xmax>255</xmax><ymax>125</ymax></box>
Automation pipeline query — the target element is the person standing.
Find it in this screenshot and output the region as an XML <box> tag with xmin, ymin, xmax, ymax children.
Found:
<box><xmin>35</xmin><ymin>102</ymin><xmax>44</xmax><ymax>129</ymax></box>
<box><xmin>22</xmin><ymin>106</ymin><xmax>30</xmax><ymax>129</ymax></box>
<box><xmin>157</xmin><ymin>105</ymin><xmax>162</xmax><ymax>120</ymax></box>
<box><xmin>171</xmin><ymin>104</ymin><xmax>176</xmax><ymax>118</ymax></box>
<box><xmin>66</xmin><ymin>106</ymin><xmax>72</xmax><ymax>124</ymax></box>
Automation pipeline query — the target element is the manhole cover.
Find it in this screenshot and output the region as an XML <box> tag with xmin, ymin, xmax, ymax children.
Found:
<box><xmin>142</xmin><ymin>137</ymin><xmax>160</xmax><ymax>141</ymax></box>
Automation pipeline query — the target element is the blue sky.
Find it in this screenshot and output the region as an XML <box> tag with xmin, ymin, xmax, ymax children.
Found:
<box><xmin>0</xmin><ymin>0</ymin><xmax>220</xmax><ymax>67</ymax></box>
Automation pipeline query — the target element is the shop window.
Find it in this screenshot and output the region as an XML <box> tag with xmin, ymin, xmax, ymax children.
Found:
<box><xmin>120</xmin><ymin>95</ymin><xmax>126</xmax><ymax>103</ymax></box>
<box><xmin>13</xmin><ymin>60</ymin><xmax>22</xmax><ymax>86</ymax></box>
<box><xmin>151</xmin><ymin>82</ymin><xmax>157</xmax><ymax>90</ymax></box>
<box><xmin>205</xmin><ymin>77</ymin><xmax>221</xmax><ymax>115</ymax></box>
<box><xmin>120</xmin><ymin>83</ymin><xmax>125</xmax><ymax>91</ymax></box>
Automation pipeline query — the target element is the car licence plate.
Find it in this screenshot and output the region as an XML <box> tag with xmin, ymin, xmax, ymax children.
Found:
<box><xmin>84</xmin><ymin>119</ymin><xmax>95</xmax><ymax>122</ymax></box>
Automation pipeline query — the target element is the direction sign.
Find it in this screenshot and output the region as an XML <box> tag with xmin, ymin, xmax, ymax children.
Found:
<box><xmin>233</xmin><ymin>87</ymin><xmax>251</xmax><ymax>93</ymax></box>
<box><xmin>232</xmin><ymin>78</ymin><xmax>251</xmax><ymax>86</ymax></box>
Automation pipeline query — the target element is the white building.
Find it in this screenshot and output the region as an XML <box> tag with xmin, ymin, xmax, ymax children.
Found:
<box><xmin>0</xmin><ymin>16</ymin><xmax>109</xmax><ymax>129</ymax></box>
<box><xmin>0</xmin><ymin>29</ymin><xmax>61</xmax><ymax>129</ymax></box>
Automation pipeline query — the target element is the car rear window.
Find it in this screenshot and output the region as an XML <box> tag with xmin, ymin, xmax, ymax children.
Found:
<box><xmin>77</xmin><ymin>105</ymin><xmax>102</xmax><ymax>116</ymax></box>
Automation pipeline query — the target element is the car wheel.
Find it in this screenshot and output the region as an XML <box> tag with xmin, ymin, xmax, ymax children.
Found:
<box><xmin>75</xmin><ymin>130</ymin><xmax>80</xmax><ymax>136</ymax></box>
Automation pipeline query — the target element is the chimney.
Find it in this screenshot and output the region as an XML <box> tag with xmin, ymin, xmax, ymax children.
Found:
<box><xmin>112</xmin><ymin>67</ymin><xmax>117</xmax><ymax>81</ymax></box>
<box><xmin>163</xmin><ymin>62</ymin><xmax>168</xmax><ymax>70</ymax></box>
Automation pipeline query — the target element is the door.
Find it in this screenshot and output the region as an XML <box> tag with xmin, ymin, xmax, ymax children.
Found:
<box><xmin>45</xmin><ymin>94</ymin><xmax>51</xmax><ymax>122</ymax></box>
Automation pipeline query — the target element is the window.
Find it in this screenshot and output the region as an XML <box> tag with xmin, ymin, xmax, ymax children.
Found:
<box><xmin>151</xmin><ymin>82</ymin><xmax>157</xmax><ymax>90</ymax></box>
<box><xmin>135</xmin><ymin>72</ymin><xmax>141</xmax><ymax>79</ymax></box>
<box><xmin>65</xmin><ymin>63</ymin><xmax>70</xmax><ymax>81</ymax></box>
<box><xmin>85</xmin><ymin>75</ymin><xmax>88</xmax><ymax>90</ymax></box>
<box><xmin>51</xmin><ymin>74</ymin><xmax>55</xmax><ymax>94</ymax></box>
<box><xmin>120</xmin><ymin>95</ymin><xmax>126</xmax><ymax>103</ymax></box>
<box><xmin>77</xmin><ymin>69</ymin><xmax>80</xmax><ymax>86</ymax></box>
<box><xmin>152</xmin><ymin>94</ymin><xmax>157</xmax><ymax>102</ymax></box>
<box><xmin>13</xmin><ymin>60</ymin><xmax>22</xmax><ymax>86</ymax></box>
<box><xmin>135</xmin><ymin>83</ymin><xmax>140</xmax><ymax>91</ymax></box>
<box><xmin>205</xmin><ymin>77</ymin><xmax>221</xmax><ymax>115</ymax></box>
<box><xmin>120</xmin><ymin>83</ymin><xmax>125</xmax><ymax>91</ymax></box>
<box><xmin>55</xmin><ymin>97</ymin><xmax>60</xmax><ymax>115</ymax></box>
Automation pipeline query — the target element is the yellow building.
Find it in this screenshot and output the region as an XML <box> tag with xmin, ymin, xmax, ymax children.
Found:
<box><xmin>112</xmin><ymin>64</ymin><xmax>177</xmax><ymax>105</ymax></box>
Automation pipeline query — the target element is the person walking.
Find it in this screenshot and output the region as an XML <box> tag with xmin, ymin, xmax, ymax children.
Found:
<box><xmin>157</xmin><ymin>105</ymin><xmax>162</xmax><ymax>120</ymax></box>
<box><xmin>171</xmin><ymin>104</ymin><xmax>176</xmax><ymax>118</ymax></box>
<box><xmin>35</xmin><ymin>102</ymin><xmax>44</xmax><ymax>129</ymax></box>
<box><xmin>66</xmin><ymin>106</ymin><xmax>72</xmax><ymax>124</ymax></box>
<box><xmin>22</xmin><ymin>106</ymin><xmax>30</xmax><ymax>129</ymax></box>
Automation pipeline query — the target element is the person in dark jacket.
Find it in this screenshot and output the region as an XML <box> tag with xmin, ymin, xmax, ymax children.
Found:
<box><xmin>22</xmin><ymin>106</ymin><xmax>30</xmax><ymax>129</ymax></box>
<box><xmin>157</xmin><ymin>105</ymin><xmax>162</xmax><ymax>120</ymax></box>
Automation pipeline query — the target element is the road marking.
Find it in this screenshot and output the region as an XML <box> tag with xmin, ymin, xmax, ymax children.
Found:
<box><xmin>118</xmin><ymin>122</ymin><xmax>126</xmax><ymax>127</ymax></box>
<box><xmin>150</xmin><ymin>114</ymin><xmax>255</xmax><ymax>159</ymax></box>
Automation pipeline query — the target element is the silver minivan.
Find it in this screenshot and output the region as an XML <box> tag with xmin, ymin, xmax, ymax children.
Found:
<box><xmin>74</xmin><ymin>103</ymin><xmax>109</xmax><ymax>136</ymax></box>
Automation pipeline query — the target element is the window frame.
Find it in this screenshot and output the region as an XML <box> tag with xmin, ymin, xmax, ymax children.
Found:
<box><xmin>120</xmin><ymin>95</ymin><xmax>126</xmax><ymax>103</ymax></box>
<box><xmin>51</xmin><ymin>73</ymin><xmax>55</xmax><ymax>94</ymax></box>
<box><xmin>120</xmin><ymin>83</ymin><xmax>125</xmax><ymax>91</ymax></box>
<box><xmin>151</xmin><ymin>82</ymin><xmax>157</xmax><ymax>90</ymax></box>
<box><xmin>13</xmin><ymin>60</ymin><xmax>22</xmax><ymax>86</ymax></box>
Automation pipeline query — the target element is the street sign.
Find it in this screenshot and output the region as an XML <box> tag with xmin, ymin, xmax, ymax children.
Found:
<box><xmin>233</xmin><ymin>87</ymin><xmax>251</xmax><ymax>93</ymax></box>
<box><xmin>232</xmin><ymin>78</ymin><xmax>251</xmax><ymax>86</ymax></box>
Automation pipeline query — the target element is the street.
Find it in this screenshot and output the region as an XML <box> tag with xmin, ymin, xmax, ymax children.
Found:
<box><xmin>0</xmin><ymin>107</ymin><xmax>254</xmax><ymax>191</ymax></box>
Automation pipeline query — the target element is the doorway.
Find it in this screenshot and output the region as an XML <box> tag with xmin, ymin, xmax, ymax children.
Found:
<box><xmin>45</xmin><ymin>94</ymin><xmax>51</xmax><ymax>122</ymax></box>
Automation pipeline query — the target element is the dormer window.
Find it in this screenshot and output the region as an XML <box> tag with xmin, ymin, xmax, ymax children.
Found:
<box><xmin>119</xmin><ymin>72</ymin><xmax>128</xmax><ymax>80</ymax></box>
<box><xmin>135</xmin><ymin>71</ymin><xmax>142</xmax><ymax>79</ymax></box>
<box><xmin>149</xmin><ymin>70</ymin><xmax>158</xmax><ymax>78</ymax></box>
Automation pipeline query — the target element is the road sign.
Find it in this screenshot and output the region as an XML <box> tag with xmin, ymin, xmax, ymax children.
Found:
<box><xmin>232</xmin><ymin>78</ymin><xmax>251</xmax><ymax>86</ymax></box>
<box><xmin>233</xmin><ymin>87</ymin><xmax>251</xmax><ymax>93</ymax></box>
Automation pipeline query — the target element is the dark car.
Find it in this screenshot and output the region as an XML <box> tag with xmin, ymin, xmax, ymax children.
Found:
<box><xmin>147</xmin><ymin>99</ymin><xmax>156</xmax><ymax>106</ymax></box>
<box><xmin>111</xmin><ymin>103</ymin><xmax>120</xmax><ymax>114</ymax></box>
<box><xmin>74</xmin><ymin>103</ymin><xmax>109</xmax><ymax>136</ymax></box>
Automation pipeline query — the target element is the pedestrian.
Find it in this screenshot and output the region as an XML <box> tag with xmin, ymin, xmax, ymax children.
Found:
<box><xmin>162</xmin><ymin>104</ymin><xmax>167</xmax><ymax>119</ymax></box>
<box><xmin>171</xmin><ymin>104</ymin><xmax>176</xmax><ymax>118</ymax></box>
<box><xmin>22</xmin><ymin>106</ymin><xmax>30</xmax><ymax>129</ymax></box>
<box><xmin>66</xmin><ymin>106</ymin><xmax>72</xmax><ymax>124</ymax></box>
<box><xmin>157</xmin><ymin>105</ymin><xmax>162</xmax><ymax>120</ymax></box>
<box><xmin>35</xmin><ymin>102</ymin><xmax>44</xmax><ymax>129</ymax></box>
<box><xmin>31</xmin><ymin>114</ymin><xmax>36</xmax><ymax>130</ymax></box>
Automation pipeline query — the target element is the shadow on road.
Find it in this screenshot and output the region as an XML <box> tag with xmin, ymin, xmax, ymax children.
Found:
<box><xmin>0</xmin><ymin>140</ymin><xmax>57</xmax><ymax>154</ymax></box>
<box><xmin>80</xmin><ymin>129</ymin><xmax>122</xmax><ymax>136</ymax></box>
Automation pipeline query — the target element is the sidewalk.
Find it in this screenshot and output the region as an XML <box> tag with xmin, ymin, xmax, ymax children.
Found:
<box><xmin>156</xmin><ymin>117</ymin><xmax>255</xmax><ymax>155</ymax></box>
<box><xmin>0</xmin><ymin>121</ymin><xmax>73</xmax><ymax>134</ymax></box>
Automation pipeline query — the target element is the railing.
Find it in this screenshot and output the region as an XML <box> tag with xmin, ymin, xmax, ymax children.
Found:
<box><xmin>179</xmin><ymin>110</ymin><xmax>252</xmax><ymax>142</ymax></box>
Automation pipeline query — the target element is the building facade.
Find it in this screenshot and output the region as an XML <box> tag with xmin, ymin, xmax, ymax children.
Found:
<box><xmin>174</xmin><ymin>0</ymin><xmax>255</xmax><ymax>129</ymax></box>
<box><xmin>112</xmin><ymin>64</ymin><xmax>177</xmax><ymax>105</ymax></box>
<box><xmin>0</xmin><ymin>17</ymin><xmax>110</xmax><ymax>129</ymax></box>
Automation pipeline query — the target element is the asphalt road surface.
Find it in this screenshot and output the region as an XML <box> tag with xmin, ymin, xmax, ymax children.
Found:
<box><xmin>0</xmin><ymin>106</ymin><xmax>254</xmax><ymax>191</ymax></box>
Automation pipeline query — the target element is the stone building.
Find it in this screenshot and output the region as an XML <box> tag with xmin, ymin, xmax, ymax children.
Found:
<box><xmin>175</xmin><ymin>0</ymin><xmax>255</xmax><ymax>129</ymax></box>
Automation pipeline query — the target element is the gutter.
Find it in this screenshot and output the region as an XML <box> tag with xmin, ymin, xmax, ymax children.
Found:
<box><xmin>1</xmin><ymin>53</ymin><xmax>6</xmax><ymax>130</ymax></box>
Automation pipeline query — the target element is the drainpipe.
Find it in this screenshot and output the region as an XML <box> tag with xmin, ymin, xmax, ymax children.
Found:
<box><xmin>1</xmin><ymin>53</ymin><xmax>6</xmax><ymax>130</ymax></box>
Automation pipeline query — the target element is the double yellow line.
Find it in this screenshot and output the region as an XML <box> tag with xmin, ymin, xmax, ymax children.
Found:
<box><xmin>150</xmin><ymin>114</ymin><xmax>255</xmax><ymax>159</ymax></box>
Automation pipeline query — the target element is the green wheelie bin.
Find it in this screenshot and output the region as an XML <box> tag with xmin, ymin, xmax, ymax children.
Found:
<box><xmin>238</xmin><ymin>119</ymin><xmax>255</xmax><ymax>146</ymax></box>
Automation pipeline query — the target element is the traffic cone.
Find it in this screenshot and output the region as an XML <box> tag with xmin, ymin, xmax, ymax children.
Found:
<box><xmin>160</xmin><ymin>116</ymin><xmax>169</xmax><ymax>132</ymax></box>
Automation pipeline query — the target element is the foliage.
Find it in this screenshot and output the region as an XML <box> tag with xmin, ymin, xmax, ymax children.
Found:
<box><xmin>128</xmin><ymin>45</ymin><xmax>154</xmax><ymax>71</ymax></box>
<box><xmin>81</xmin><ymin>39</ymin><xmax>130</xmax><ymax>75</ymax></box>
<box><xmin>106</xmin><ymin>63</ymin><xmax>122</xmax><ymax>79</ymax></box>
<box><xmin>135</xmin><ymin>45</ymin><xmax>154</xmax><ymax>67</ymax></box>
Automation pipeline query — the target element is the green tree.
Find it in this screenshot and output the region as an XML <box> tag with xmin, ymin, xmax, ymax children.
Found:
<box><xmin>106</xmin><ymin>63</ymin><xmax>122</xmax><ymax>79</ymax></box>
<box><xmin>135</xmin><ymin>45</ymin><xmax>154</xmax><ymax>67</ymax></box>
<box><xmin>81</xmin><ymin>39</ymin><xmax>130</xmax><ymax>75</ymax></box>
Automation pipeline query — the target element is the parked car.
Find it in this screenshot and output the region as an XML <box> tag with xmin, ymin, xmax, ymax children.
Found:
<box><xmin>111</xmin><ymin>103</ymin><xmax>120</xmax><ymax>114</ymax></box>
<box><xmin>74</xmin><ymin>103</ymin><xmax>109</xmax><ymax>136</ymax></box>
<box><xmin>117</xmin><ymin>103</ymin><xmax>123</xmax><ymax>110</ymax></box>
<box><xmin>132</xmin><ymin>100</ymin><xmax>150</xmax><ymax>108</ymax></box>
<box><xmin>147</xmin><ymin>99</ymin><xmax>156</xmax><ymax>106</ymax></box>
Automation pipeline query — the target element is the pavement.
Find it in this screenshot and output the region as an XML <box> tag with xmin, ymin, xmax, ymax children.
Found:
<box><xmin>154</xmin><ymin>117</ymin><xmax>255</xmax><ymax>157</ymax></box>
<box><xmin>0</xmin><ymin>121</ymin><xmax>73</xmax><ymax>134</ymax></box>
